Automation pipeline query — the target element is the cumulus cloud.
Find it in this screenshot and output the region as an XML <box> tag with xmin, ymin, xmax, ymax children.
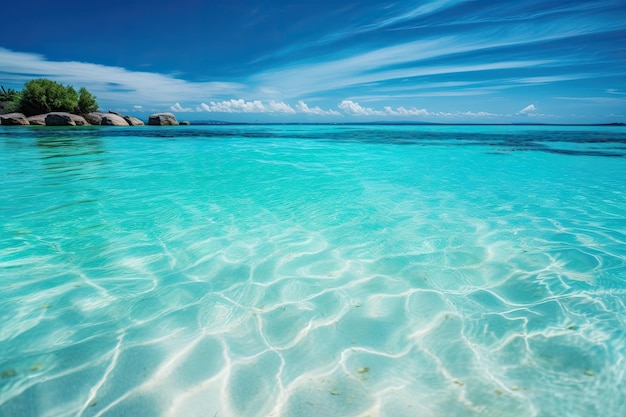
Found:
<box><xmin>197</xmin><ymin>99</ymin><xmax>340</xmax><ymax>115</ymax></box>
<box><xmin>200</xmin><ymin>99</ymin><xmax>263</xmax><ymax>113</ymax></box>
<box><xmin>170</xmin><ymin>102</ymin><xmax>194</xmax><ymax>112</ymax></box>
<box><xmin>198</xmin><ymin>99</ymin><xmax>296</xmax><ymax>114</ymax></box>
<box><xmin>340</xmin><ymin>100</ymin><xmax>501</xmax><ymax>118</ymax></box>
<box><xmin>266</xmin><ymin>100</ymin><xmax>297</xmax><ymax>114</ymax></box>
<box><xmin>518</xmin><ymin>104</ymin><xmax>536</xmax><ymax>114</ymax></box>
<box><xmin>460</xmin><ymin>110</ymin><xmax>500</xmax><ymax>117</ymax></box>
<box><xmin>338</xmin><ymin>100</ymin><xmax>386</xmax><ymax>116</ymax></box>
<box><xmin>384</xmin><ymin>106</ymin><xmax>430</xmax><ymax>116</ymax></box>
<box><xmin>296</xmin><ymin>100</ymin><xmax>341</xmax><ymax>116</ymax></box>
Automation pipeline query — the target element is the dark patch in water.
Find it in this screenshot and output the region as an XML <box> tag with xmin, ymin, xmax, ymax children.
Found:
<box><xmin>2</xmin><ymin>125</ymin><xmax>625</xmax><ymax>157</ymax></box>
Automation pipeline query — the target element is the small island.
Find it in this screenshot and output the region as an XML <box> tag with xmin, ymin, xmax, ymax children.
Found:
<box><xmin>0</xmin><ymin>79</ymin><xmax>187</xmax><ymax>126</ymax></box>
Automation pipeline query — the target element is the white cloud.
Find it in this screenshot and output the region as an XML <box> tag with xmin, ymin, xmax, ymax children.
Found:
<box><xmin>384</xmin><ymin>106</ymin><xmax>430</xmax><ymax>116</ymax></box>
<box><xmin>170</xmin><ymin>102</ymin><xmax>194</xmax><ymax>112</ymax></box>
<box><xmin>339</xmin><ymin>0</ymin><xmax>464</xmax><ymax>38</ymax></box>
<box><xmin>253</xmin><ymin>10</ymin><xmax>623</xmax><ymax>99</ymax></box>
<box><xmin>339</xmin><ymin>100</ymin><xmax>386</xmax><ymax>116</ymax></box>
<box><xmin>340</xmin><ymin>101</ymin><xmax>501</xmax><ymax>118</ymax></box>
<box><xmin>0</xmin><ymin>48</ymin><xmax>244</xmax><ymax>110</ymax></box>
<box><xmin>518</xmin><ymin>104</ymin><xmax>536</xmax><ymax>114</ymax></box>
<box><xmin>251</xmin><ymin>7</ymin><xmax>624</xmax><ymax>101</ymax></box>
<box><xmin>200</xmin><ymin>99</ymin><xmax>264</xmax><ymax>113</ymax></box>
<box><xmin>516</xmin><ymin>74</ymin><xmax>591</xmax><ymax>84</ymax></box>
<box><xmin>266</xmin><ymin>100</ymin><xmax>296</xmax><ymax>114</ymax></box>
<box><xmin>254</xmin><ymin>34</ymin><xmax>553</xmax><ymax>99</ymax></box>
<box><xmin>460</xmin><ymin>110</ymin><xmax>500</xmax><ymax>117</ymax></box>
<box><xmin>554</xmin><ymin>96</ymin><xmax>626</xmax><ymax>104</ymax></box>
<box><xmin>295</xmin><ymin>100</ymin><xmax>341</xmax><ymax>116</ymax></box>
<box><xmin>198</xmin><ymin>99</ymin><xmax>295</xmax><ymax>114</ymax></box>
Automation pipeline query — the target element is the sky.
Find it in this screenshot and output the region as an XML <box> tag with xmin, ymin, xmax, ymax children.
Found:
<box><xmin>1</xmin><ymin>0</ymin><xmax>625</xmax><ymax>123</ymax></box>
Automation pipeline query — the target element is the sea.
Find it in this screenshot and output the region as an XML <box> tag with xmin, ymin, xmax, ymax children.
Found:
<box><xmin>1</xmin><ymin>124</ymin><xmax>625</xmax><ymax>417</ymax></box>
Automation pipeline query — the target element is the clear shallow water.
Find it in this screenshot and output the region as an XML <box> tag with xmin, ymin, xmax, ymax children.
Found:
<box><xmin>1</xmin><ymin>124</ymin><xmax>625</xmax><ymax>417</ymax></box>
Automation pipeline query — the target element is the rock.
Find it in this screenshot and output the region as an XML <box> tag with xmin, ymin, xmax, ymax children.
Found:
<box><xmin>45</xmin><ymin>112</ymin><xmax>76</xmax><ymax>126</ymax></box>
<box><xmin>148</xmin><ymin>112</ymin><xmax>178</xmax><ymax>126</ymax></box>
<box><xmin>44</xmin><ymin>112</ymin><xmax>89</xmax><ymax>126</ymax></box>
<box><xmin>83</xmin><ymin>112</ymin><xmax>107</xmax><ymax>125</ymax></box>
<box><xmin>179</xmin><ymin>120</ymin><xmax>191</xmax><ymax>125</ymax></box>
<box><xmin>71</xmin><ymin>114</ymin><xmax>90</xmax><ymax>126</ymax></box>
<box><xmin>0</xmin><ymin>112</ymin><xmax>29</xmax><ymax>125</ymax></box>
<box><xmin>28</xmin><ymin>114</ymin><xmax>47</xmax><ymax>125</ymax></box>
<box><xmin>108</xmin><ymin>110</ymin><xmax>122</xmax><ymax>116</ymax></box>
<box><xmin>124</xmin><ymin>116</ymin><xmax>145</xmax><ymax>126</ymax></box>
<box><xmin>101</xmin><ymin>114</ymin><xmax>129</xmax><ymax>126</ymax></box>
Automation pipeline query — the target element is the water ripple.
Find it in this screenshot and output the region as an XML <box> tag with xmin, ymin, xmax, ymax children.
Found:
<box><xmin>1</xmin><ymin>125</ymin><xmax>625</xmax><ymax>416</ymax></box>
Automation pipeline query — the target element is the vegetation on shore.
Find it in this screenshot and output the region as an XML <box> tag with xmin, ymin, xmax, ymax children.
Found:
<box><xmin>0</xmin><ymin>79</ymin><xmax>99</xmax><ymax>116</ymax></box>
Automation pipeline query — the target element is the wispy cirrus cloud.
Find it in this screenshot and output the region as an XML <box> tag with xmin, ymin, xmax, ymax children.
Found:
<box><xmin>326</xmin><ymin>0</ymin><xmax>466</xmax><ymax>40</ymax></box>
<box><xmin>553</xmin><ymin>96</ymin><xmax>626</xmax><ymax>104</ymax></box>
<box><xmin>252</xmin><ymin>13</ymin><xmax>623</xmax><ymax>100</ymax></box>
<box><xmin>252</xmin><ymin>3</ymin><xmax>624</xmax><ymax>101</ymax></box>
<box><xmin>254</xmin><ymin>56</ymin><xmax>553</xmax><ymax>100</ymax></box>
<box><xmin>269</xmin><ymin>1</ymin><xmax>468</xmax><ymax>58</ymax></box>
<box><xmin>514</xmin><ymin>74</ymin><xmax>596</xmax><ymax>85</ymax></box>
<box><xmin>390</xmin><ymin>0</ymin><xmax>621</xmax><ymax>31</ymax></box>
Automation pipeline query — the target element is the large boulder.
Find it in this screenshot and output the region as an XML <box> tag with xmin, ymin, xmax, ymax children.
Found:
<box><xmin>124</xmin><ymin>116</ymin><xmax>145</xmax><ymax>126</ymax></box>
<box><xmin>45</xmin><ymin>112</ymin><xmax>75</xmax><ymax>126</ymax></box>
<box><xmin>0</xmin><ymin>112</ymin><xmax>29</xmax><ymax>125</ymax></box>
<box><xmin>179</xmin><ymin>120</ymin><xmax>191</xmax><ymax>125</ymax></box>
<box><xmin>83</xmin><ymin>112</ymin><xmax>107</xmax><ymax>125</ymax></box>
<box><xmin>71</xmin><ymin>114</ymin><xmax>90</xmax><ymax>126</ymax></box>
<box><xmin>28</xmin><ymin>114</ymin><xmax>47</xmax><ymax>125</ymax></box>
<box><xmin>148</xmin><ymin>112</ymin><xmax>178</xmax><ymax>125</ymax></box>
<box><xmin>101</xmin><ymin>114</ymin><xmax>129</xmax><ymax>126</ymax></box>
<box><xmin>45</xmin><ymin>112</ymin><xmax>89</xmax><ymax>126</ymax></box>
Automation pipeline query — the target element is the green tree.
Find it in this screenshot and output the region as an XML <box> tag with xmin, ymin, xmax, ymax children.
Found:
<box><xmin>19</xmin><ymin>78</ymin><xmax>79</xmax><ymax>116</ymax></box>
<box><xmin>75</xmin><ymin>87</ymin><xmax>99</xmax><ymax>113</ymax></box>
<box><xmin>0</xmin><ymin>86</ymin><xmax>22</xmax><ymax>114</ymax></box>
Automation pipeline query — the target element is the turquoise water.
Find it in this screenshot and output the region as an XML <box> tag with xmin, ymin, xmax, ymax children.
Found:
<box><xmin>1</xmin><ymin>124</ymin><xmax>625</xmax><ymax>417</ymax></box>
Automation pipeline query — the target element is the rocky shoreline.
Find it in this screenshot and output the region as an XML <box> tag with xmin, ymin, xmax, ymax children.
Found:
<box><xmin>0</xmin><ymin>111</ymin><xmax>190</xmax><ymax>126</ymax></box>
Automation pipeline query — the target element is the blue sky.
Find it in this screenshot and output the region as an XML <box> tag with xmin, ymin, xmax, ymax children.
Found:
<box><xmin>1</xmin><ymin>0</ymin><xmax>625</xmax><ymax>123</ymax></box>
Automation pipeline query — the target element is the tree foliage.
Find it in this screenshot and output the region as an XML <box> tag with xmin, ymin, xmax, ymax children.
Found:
<box><xmin>4</xmin><ymin>79</ymin><xmax>99</xmax><ymax>116</ymax></box>
<box><xmin>19</xmin><ymin>79</ymin><xmax>79</xmax><ymax>116</ymax></box>
<box><xmin>76</xmin><ymin>87</ymin><xmax>99</xmax><ymax>113</ymax></box>
<box><xmin>0</xmin><ymin>79</ymin><xmax>100</xmax><ymax>116</ymax></box>
<box><xmin>0</xmin><ymin>86</ymin><xmax>22</xmax><ymax>114</ymax></box>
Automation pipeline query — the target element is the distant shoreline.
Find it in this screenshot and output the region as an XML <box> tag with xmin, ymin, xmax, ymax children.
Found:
<box><xmin>177</xmin><ymin>121</ymin><xmax>626</xmax><ymax>127</ymax></box>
